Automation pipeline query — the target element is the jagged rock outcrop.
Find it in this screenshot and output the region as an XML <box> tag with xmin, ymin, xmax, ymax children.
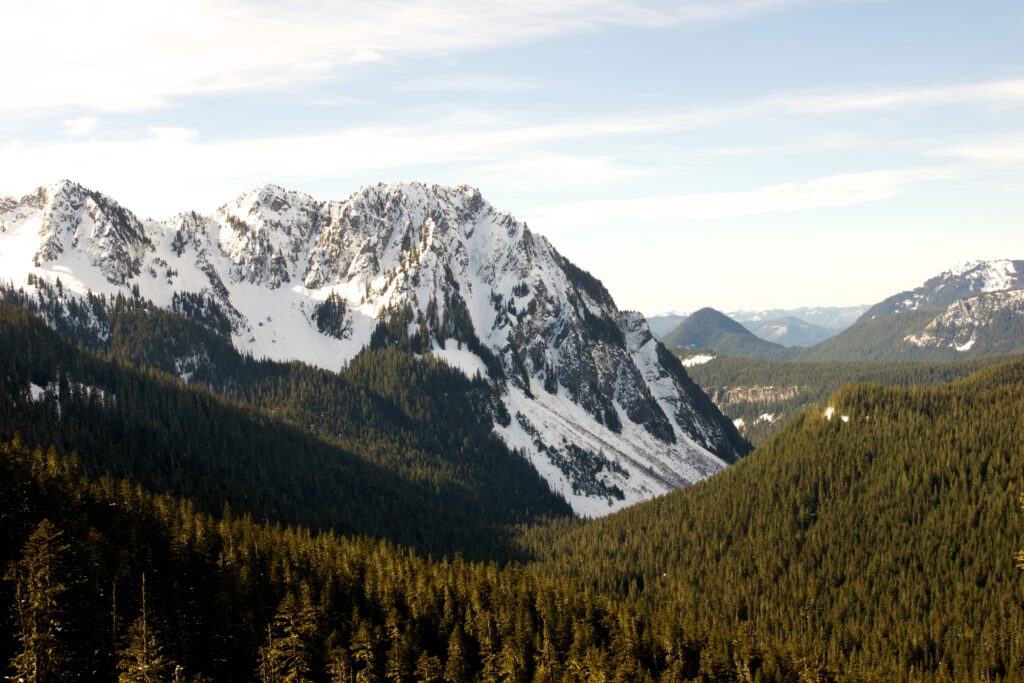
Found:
<box><xmin>0</xmin><ymin>180</ymin><xmax>748</xmax><ymax>515</ymax></box>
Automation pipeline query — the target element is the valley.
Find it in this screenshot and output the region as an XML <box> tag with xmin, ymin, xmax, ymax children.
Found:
<box><xmin>1</xmin><ymin>182</ymin><xmax>1021</xmax><ymax>682</ymax></box>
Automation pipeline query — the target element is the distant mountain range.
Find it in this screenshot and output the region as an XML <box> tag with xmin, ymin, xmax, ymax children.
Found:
<box><xmin>729</xmin><ymin>305</ymin><xmax>868</xmax><ymax>330</ymax></box>
<box><xmin>647</xmin><ymin>305</ymin><xmax>867</xmax><ymax>347</ymax></box>
<box><xmin>740</xmin><ymin>316</ymin><xmax>837</xmax><ymax>347</ymax></box>
<box><xmin>658</xmin><ymin>260</ymin><xmax>1024</xmax><ymax>361</ymax></box>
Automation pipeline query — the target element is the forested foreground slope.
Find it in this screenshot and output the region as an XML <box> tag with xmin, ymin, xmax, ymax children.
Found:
<box><xmin>523</xmin><ymin>361</ymin><xmax>1024</xmax><ymax>681</ymax></box>
<box><xmin>0</xmin><ymin>439</ymin><xmax>826</xmax><ymax>682</ymax></box>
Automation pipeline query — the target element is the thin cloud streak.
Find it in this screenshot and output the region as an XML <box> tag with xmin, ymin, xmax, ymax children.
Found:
<box><xmin>529</xmin><ymin>168</ymin><xmax>958</xmax><ymax>232</ymax></box>
<box><xmin>933</xmin><ymin>138</ymin><xmax>1024</xmax><ymax>162</ymax></box>
<box><xmin>0</xmin><ymin>118</ymin><xmax>655</xmax><ymax>216</ymax></box>
<box><xmin>0</xmin><ymin>0</ymin><xmax>820</xmax><ymax>114</ymax></box>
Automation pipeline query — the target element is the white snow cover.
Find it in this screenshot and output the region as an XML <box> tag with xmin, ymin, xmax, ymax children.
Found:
<box><xmin>905</xmin><ymin>289</ymin><xmax>1024</xmax><ymax>351</ymax></box>
<box><xmin>1</xmin><ymin>180</ymin><xmax>740</xmax><ymax>517</ymax></box>
<box><xmin>822</xmin><ymin>406</ymin><xmax>849</xmax><ymax>422</ymax></box>
<box><xmin>681</xmin><ymin>353</ymin><xmax>715</xmax><ymax>367</ymax></box>
<box><xmin>29</xmin><ymin>383</ymin><xmax>47</xmax><ymax>401</ymax></box>
<box><xmin>942</xmin><ymin>259</ymin><xmax>1018</xmax><ymax>293</ymax></box>
<box><xmin>431</xmin><ymin>338</ymin><xmax>489</xmax><ymax>377</ymax></box>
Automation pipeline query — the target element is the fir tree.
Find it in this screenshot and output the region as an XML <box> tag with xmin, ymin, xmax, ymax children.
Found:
<box><xmin>4</xmin><ymin>519</ymin><xmax>70</xmax><ymax>683</ymax></box>
<box><xmin>257</xmin><ymin>589</ymin><xmax>321</xmax><ymax>683</ymax></box>
<box><xmin>117</xmin><ymin>575</ymin><xmax>176</xmax><ymax>683</ymax></box>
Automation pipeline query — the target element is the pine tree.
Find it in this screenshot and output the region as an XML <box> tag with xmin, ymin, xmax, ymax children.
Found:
<box><xmin>4</xmin><ymin>519</ymin><xmax>70</xmax><ymax>683</ymax></box>
<box><xmin>442</xmin><ymin>625</ymin><xmax>469</xmax><ymax>683</ymax></box>
<box><xmin>257</xmin><ymin>589</ymin><xmax>321</xmax><ymax>683</ymax></box>
<box><xmin>117</xmin><ymin>574</ymin><xmax>176</xmax><ymax>683</ymax></box>
<box><xmin>413</xmin><ymin>652</ymin><xmax>442</xmax><ymax>683</ymax></box>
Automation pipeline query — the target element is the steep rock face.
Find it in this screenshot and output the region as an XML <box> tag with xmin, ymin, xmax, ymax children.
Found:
<box><xmin>1</xmin><ymin>181</ymin><xmax>151</xmax><ymax>285</ymax></box>
<box><xmin>905</xmin><ymin>290</ymin><xmax>1024</xmax><ymax>353</ymax></box>
<box><xmin>859</xmin><ymin>260</ymin><xmax>1024</xmax><ymax>322</ymax></box>
<box><xmin>216</xmin><ymin>184</ymin><xmax>323</xmax><ymax>288</ymax></box>
<box><xmin>0</xmin><ymin>180</ymin><xmax>747</xmax><ymax>516</ymax></box>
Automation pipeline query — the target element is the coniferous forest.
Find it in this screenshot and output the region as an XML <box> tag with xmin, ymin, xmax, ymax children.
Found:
<box><xmin>2</xmin><ymin>289</ymin><xmax>1024</xmax><ymax>681</ymax></box>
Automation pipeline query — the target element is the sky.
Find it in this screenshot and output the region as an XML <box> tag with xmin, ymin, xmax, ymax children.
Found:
<box><xmin>2</xmin><ymin>0</ymin><xmax>1023</xmax><ymax>315</ymax></box>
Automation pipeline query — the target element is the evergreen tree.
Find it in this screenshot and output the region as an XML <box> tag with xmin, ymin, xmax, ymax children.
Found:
<box><xmin>117</xmin><ymin>575</ymin><xmax>176</xmax><ymax>683</ymax></box>
<box><xmin>4</xmin><ymin>519</ymin><xmax>70</xmax><ymax>683</ymax></box>
<box><xmin>258</xmin><ymin>589</ymin><xmax>321</xmax><ymax>683</ymax></box>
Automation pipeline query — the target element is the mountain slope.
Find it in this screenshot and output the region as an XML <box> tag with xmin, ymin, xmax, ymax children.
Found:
<box><xmin>741</xmin><ymin>315</ymin><xmax>837</xmax><ymax>346</ymax></box>
<box><xmin>800</xmin><ymin>260</ymin><xmax>1024</xmax><ymax>361</ymax></box>
<box><xmin>0</xmin><ymin>180</ymin><xmax>746</xmax><ymax>515</ymax></box>
<box><xmin>661</xmin><ymin>307</ymin><xmax>792</xmax><ymax>360</ymax></box>
<box><xmin>523</xmin><ymin>360</ymin><xmax>1024</xmax><ymax>680</ymax></box>
<box><xmin>686</xmin><ymin>353</ymin><xmax>1017</xmax><ymax>444</ymax></box>
<box><xmin>645</xmin><ymin>311</ymin><xmax>687</xmax><ymax>338</ymax></box>
<box><xmin>0</xmin><ymin>301</ymin><xmax>572</xmax><ymax>559</ymax></box>
<box><xmin>858</xmin><ymin>259</ymin><xmax>1024</xmax><ymax>322</ymax></box>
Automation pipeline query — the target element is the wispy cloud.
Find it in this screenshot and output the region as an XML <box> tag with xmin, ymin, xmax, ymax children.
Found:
<box><xmin>768</xmin><ymin>80</ymin><xmax>1024</xmax><ymax>114</ymax></box>
<box><xmin>0</xmin><ymin>0</ymin><xmax>816</xmax><ymax>114</ymax></box>
<box><xmin>932</xmin><ymin>137</ymin><xmax>1024</xmax><ymax>162</ymax></box>
<box><xmin>60</xmin><ymin>117</ymin><xmax>98</xmax><ymax>136</ymax></box>
<box><xmin>0</xmin><ymin>116</ymin><xmax>658</xmax><ymax>215</ymax></box>
<box><xmin>529</xmin><ymin>168</ymin><xmax>957</xmax><ymax>232</ymax></box>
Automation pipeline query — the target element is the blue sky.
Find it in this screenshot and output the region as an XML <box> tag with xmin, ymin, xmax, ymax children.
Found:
<box><xmin>2</xmin><ymin>0</ymin><xmax>1023</xmax><ymax>314</ymax></box>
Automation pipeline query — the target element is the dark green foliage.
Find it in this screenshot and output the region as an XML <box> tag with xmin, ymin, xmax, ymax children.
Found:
<box><xmin>5</xmin><ymin>519</ymin><xmax>70</xmax><ymax>683</ymax></box>
<box><xmin>171</xmin><ymin>291</ymin><xmax>236</xmax><ymax>338</ymax></box>
<box><xmin>312</xmin><ymin>292</ymin><xmax>349</xmax><ymax>340</ymax></box>
<box><xmin>581</xmin><ymin>310</ymin><xmax>625</xmax><ymax>349</ymax></box>
<box><xmin>799</xmin><ymin>309</ymin><xmax>953</xmax><ymax>361</ymax></box>
<box><xmin>523</xmin><ymin>361</ymin><xmax>1024</xmax><ymax>681</ymax></box>
<box><xmin>0</xmin><ymin>302</ymin><xmax>570</xmax><ymax>560</ymax></box>
<box><xmin>686</xmin><ymin>353</ymin><xmax>1019</xmax><ymax>443</ymax></box>
<box><xmin>663</xmin><ymin>304</ymin><xmax>1024</xmax><ymax>362</ymax></box>
<box><xmin>0</xmin><ymin>440</ymin><xmax>820</xmax><ymax>682</ymax></box>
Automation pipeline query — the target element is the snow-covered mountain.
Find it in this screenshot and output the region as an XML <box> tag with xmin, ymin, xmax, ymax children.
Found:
<box><xmin>904</xmin><ymin>289</ymin><xmax>1024</xmax><ymax>353</ymax></box>
<box><xmin>0</xmin><ymin>180</ymin><xmax>746</xmax><ymax>516</ymax></box>
<box><xmin>859</xmin><ymin>260</ymin><xmax>1024</xmax><ymax>322</ymax></box>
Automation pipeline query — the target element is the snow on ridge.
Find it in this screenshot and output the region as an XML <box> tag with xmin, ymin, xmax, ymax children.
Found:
<box><xmin>1</xmin><ymin>179</ymin><xmax>741</xmax><ymax>517</ymax></box>
<box><xmin>938</xmin><ymin>259</ymin><xmax>1020</xmax><ymax>293</ymax></box>
<box><xmin>905</xmin><ymin>289</ymin><xmax>1024</xmax><ymax>352</ymax></box>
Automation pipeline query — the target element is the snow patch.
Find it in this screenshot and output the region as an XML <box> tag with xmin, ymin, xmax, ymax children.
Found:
<box><xmin>430</xmin><ymin>339</ymin><xmax>488</xmax><ymax>377</ymax></box>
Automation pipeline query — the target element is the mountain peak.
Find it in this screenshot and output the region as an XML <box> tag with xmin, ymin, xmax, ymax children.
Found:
<box><xmin>859</xmin><ymin>258</ymin><xmax>1024</xmax><ymax>322</ymax></box>
<box><xmin>939</xmin><ymin>259</ymin><xmax>1020</xmax><ymax>293</ymax></box>
<box><xmin>1</xmin><ymin>179</ymin><xmax>747</xmax><ymax>516</ymax></box>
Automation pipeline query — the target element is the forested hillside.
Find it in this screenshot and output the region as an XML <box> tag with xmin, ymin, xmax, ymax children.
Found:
<box><xmin>0</xmin><ymin>438</ymin><xmax>826</xmax><ymax>682</ymax></box>
<box><xmin>3</xmin><ymin>271</ymin><xmax>1023</xmax><ymax>681</ymax></box>
<box><xmin>686</xmin><ymin>353</ymin><xmax>1019</xmax><ymax>443</ymax></box>
<box><xmin>0</xmin><ymin>302</ymin><xmax>571</xmax><ymax>560</ymax></box>
<box><xmin>523</xmin><ymin>361</ymin><xmax>1024</xmax><ymax>681</ymax></box>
